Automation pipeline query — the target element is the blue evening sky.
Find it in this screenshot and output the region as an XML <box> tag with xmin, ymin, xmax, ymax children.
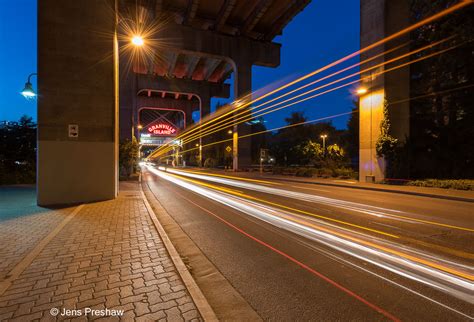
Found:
<box><xmin>0</xmin><ymin>0</ymin><xmax>38</xmax><ymax>122</ymax></box>
<box><xmin>0</xmin><ymin>1</ymin><xmax>359</xmax><ymax>129</ymax></box>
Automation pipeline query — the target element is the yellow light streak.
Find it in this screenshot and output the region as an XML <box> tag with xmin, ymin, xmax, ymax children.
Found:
<box><xmin>175</xmin><ymin>169</ymin><xmax>282</xmax><ymax>185</ymax></box>
<box><xmin>148</xmin><ymin>1</ymin><xmax>471</xmax><ymax>157</ymax></box>
<box><xmin>152</xmin><ymin>43</ymin><xmax>462</xmax><ymax>158</ymax></box>
<box><xmin>165</xmin><ymin>170</ymin><xmax>399</xmax><ymax>238</ymax></box>
<box><xmin>179</xmin><ymin>38</ymin><xmax>453</xmax><ymax>145</ymax></box>
<box><xmin>160</xmin><ymin>169</ymin><xmax>474</xmax><ymax>281</ymax></box>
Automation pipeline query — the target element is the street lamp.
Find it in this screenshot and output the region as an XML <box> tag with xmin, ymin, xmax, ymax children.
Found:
<box><xmin>131</xmin><ymin>35</ymin><xmax>144</xmax><ymax>46</ymax></box>
<box><xmin>227</xmin><ymin>129</ymin><xmax>233</xmax><ymax>135</ymax></box>
<box><xmin>320</xmin><ymin>134</ymin><xmax>328</xmax><ymax>156</ymax></box>
<box><xmin>195</xmin><ymin>143</ymin><xmax>202</xmax><ymax>167</ymax></box>
<box><xmin>21</xmin><ymin>73</ymin><xmax>37</xmax><ymax>99</ymax></box>
<box><xmin>356</xmin><ymin>87</ymin><xmax>368</xmax><ymax>95</ymax></box>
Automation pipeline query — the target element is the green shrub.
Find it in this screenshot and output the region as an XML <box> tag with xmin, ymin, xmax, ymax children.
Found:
<box><xmin>334</xmin><ymin>167</ymin><xmax>356</xmax><ymax>179</ymax></box>
<box><xmin>295</xmin><ymin>168</ymin><xmax>314</xmax><ymax>177</ymax></box>
<box><xmin>407</xmin><ymin>179</ymin><xmax>474</xmax><ymax>190</ymax></box>
<box><xmin>272</xmin><ymin>167</ymin><xmax>283</xmax><ymax>175</ymax></box>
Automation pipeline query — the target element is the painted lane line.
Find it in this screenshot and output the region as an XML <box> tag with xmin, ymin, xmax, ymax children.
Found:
<box><xmin>167</xmin><ymin>168</ymin><xmax>474</xmax><ymax>233</ymax></box>
<box><xmin>148</xmin><ymin>167</ymin><xmax>473</xmax><ymax>302</ymax></box>
<box><xmin>171</xmin><ymin>188</ymin><xmax>400</xmax><ymax>322</ymax></box>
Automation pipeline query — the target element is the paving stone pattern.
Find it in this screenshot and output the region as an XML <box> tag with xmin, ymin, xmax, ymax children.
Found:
<box><xmin>0</xmin><ymin>210</ymin><xmax>71</xmax><ymax>280</ymax></box>
<box><xmin>0</xmin><ymin>189</ymin><xmax>201</xmax><ymax>321</ymax></box>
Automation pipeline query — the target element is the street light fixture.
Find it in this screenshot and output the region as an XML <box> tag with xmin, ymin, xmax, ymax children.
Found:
<box><xmin>356</xmin><ymin>87</ymin><xmax>368</xmax><ymax>95</ymax></box>
<box><xmin>227</xmin><ymin>129</ymin><xmax>233</xmax><ymax>135</ymax></box>
<box><xmin>21</xmin><ymin>73</ymin><xmax>37</xmax><ymax>99</ymax></box>
<box><xmin>320</xmin><ymin>134</ymin><xmax>328</xmax><ymax>156</ymax></box>
<box><xmin>131</xmin><ymin>35</ymin><xmax>144</xmax><ymax>46</ymax></box>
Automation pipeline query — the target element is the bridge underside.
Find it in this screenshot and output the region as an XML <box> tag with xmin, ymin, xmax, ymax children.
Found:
<box><xmin>37</xmin><ymin>0</ymin><xmax>311</xmax><ymax>206</ymax></box>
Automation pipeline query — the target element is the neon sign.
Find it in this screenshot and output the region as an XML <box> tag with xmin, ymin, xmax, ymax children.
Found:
<box><xmin>147</xmin><ymin>123</ymin><xmax>177</xmax><ymax>136</ymax></box>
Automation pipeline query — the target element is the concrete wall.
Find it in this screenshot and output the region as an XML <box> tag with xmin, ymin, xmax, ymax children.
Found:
<box><xmin>359</xmin><ymin>0</ymin><xmax>410</xmax><ymax>182</ymax></box>
<box><xmin>38</xmin><ymin>0</ymin><xmax>119</xmax><ymax>206</ymax></box>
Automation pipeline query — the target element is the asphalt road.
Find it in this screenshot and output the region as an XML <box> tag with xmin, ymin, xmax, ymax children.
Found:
<box><xmin>142</xmin><ymin>166</ymin><xmax>473</xmax><ymax>321</ymax></box>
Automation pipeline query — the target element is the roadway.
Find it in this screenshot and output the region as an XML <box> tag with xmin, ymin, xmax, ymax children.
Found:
<box><xmin>141</xmin><ymin>165</ymin><xmax>473</xmax><ymax>321</ymax></box>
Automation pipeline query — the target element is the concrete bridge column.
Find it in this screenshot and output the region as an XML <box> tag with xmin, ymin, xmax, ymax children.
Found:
<box><xmin>233</xmin><ymin>60</ymin><xmax>253</xmax><ymax>171</ymax></box>
<box><xmin>119</xmin><ymin>62</ymin><xmax>137</xmax><ymax>141</ymax></box>
<box><xmin>359</xmin><ymin>0</ymin><xmax>410</xmax><ymax>182</ymax></box>
<box><xmin>37</xmin><ymin>0</ymin><xmax>119</xmax><ymax>206</ymax></box>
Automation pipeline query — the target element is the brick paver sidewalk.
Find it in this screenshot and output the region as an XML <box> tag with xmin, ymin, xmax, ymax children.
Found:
<box><xmin>0</xmin><ymin>182</ymin><xmax>202</xmax><ymax>321</ymax></box>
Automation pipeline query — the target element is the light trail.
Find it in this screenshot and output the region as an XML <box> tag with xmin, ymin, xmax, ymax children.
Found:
<box><xmin>177</xmin><ymin>38</ymin><xmax>453</xmax><ymax>146</ymax></box>
<box><xmin>146</xmin><ymin>166</ymin><xmax>474</xmax><ymax>309</ymax></box>
<box><xmin>164</xmin><ymin>169</ymin><xmax>400</xmax><ymax>238</ymax></box>
<box><xmin>162</xmin><ymin>168</ymin><xmax>474</xmax><ymax>234</ymax></box>
<box><xmin>162</xmin><ymin>168</ymin><xmax>474</xmax><ymax>268</ymax></box>
<box><xmin>152</xmin><ymin>42</ymin><xmax>463</xmax><ymax>158</ymax></box>
<box><xmin>157</xmin><ymin>178</ymin><xmax>401</xmax><ymax>321</ymax></box>
<box><xmin>168</xmin><ymin>111</ymin><xmax>355</xmax><ymax>156</ymax></box>
<box><xmin>148</xmin><ymin>1</ymin><xmax>472</xmax><ymax>158</ymax></box>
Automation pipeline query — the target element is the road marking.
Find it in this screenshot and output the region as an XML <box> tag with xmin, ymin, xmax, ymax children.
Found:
<box><xmin>168</xmin><ymin>168</ymin><xmax>474</xmax><ymax>233</ymax></box>
<box><xmin>170</xmin><ymin>168</ymin><xmax>282</xmax><ymax>185</ymax></box>
<box><xmin>0</xmin><ymin>205</ymin><xmax>84</xmax><ymax>297</ymax></box>
<box><xmin>160</xmin><ymin>170</ymin><xmax>474</xmax><ymax>281</ymax></box>
<box><xmin>165</xmin><ymin>171</ymin><xmax>398</xmax><ymax>238</ymax></box>
<box><xmin>173</xmin><ymin>189</ymin><xmax>400</xmax><ymax>322</ymax></box>
<box><xmin>290</xmin><ymin>185</ymin><xmax>331</xmax><ymax>193</ymax></box>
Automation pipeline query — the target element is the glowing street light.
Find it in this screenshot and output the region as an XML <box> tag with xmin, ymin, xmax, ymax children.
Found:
<box><xmin>227</xmin><ymin>129</ymin><xmax>233</xmax><ymax>135</ymax></box>
<box><xmin>137</xmin><ymin>124</ymin><xmax>143</xmax><ymax>130</ymax></box>
<box><xmin>356</xmin><ymin>87</ymin><xmax>368</xmax><ymax>95</ymax></box>
<box><xmin>131</xmin><ymin>35</ymin><xmax>144</xmax><ymax>46</ymax></box>
<box><xmin>21</xmin><ymin>73</ymin><xmax>37</xmax><ymax>99</ymax></box>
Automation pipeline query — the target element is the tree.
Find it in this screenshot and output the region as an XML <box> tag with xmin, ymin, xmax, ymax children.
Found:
<box><xmin>376</xmin><ymin>99</ymin><xmax>398</xmax><ymax>160</ymax></box>
<box><xmin>299</xmin><ymin>140</ymin><xmax>324</xmax><ymax>165</ymax></box>
<box><xmin>0</xmin><ymin>115</ymin><xmax>37</xmax><ymax>184</ymax></box>
<box><xmin>408</xmin><ymin>0</ymin><xmax>474</xmax><ymax>178</ymax></box>
<box><xmin>119</xmin><ymin>136</ymin><xmax>139</xmax><ymax>177</ymax></box>
<box><xmin>342</xmin><ymin>101</ymin><xmax>359</xmax><ymax>169</ymax></box>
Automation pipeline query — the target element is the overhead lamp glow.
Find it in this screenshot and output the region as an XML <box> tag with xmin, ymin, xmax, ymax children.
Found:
<box><xmin>21</xmin><ymin>73</ymin><xmax>38</xmax><ymax>99</ymax></box>
<box><xmin>131</xmin><ymin>35</ymin><xmax>144</xmax><ymax>46</ymax></box>
<box><xmin>356</xmin><ymin>87</ymin><xmax>368</xmax><ymax>95</ymax></box>
<box><xmin>21</xmin><ymin>82</ymin><xmax>36</xmax><ymax>98</ymax></box>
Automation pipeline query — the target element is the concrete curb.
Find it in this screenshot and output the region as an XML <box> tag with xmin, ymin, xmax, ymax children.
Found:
<box><xmin>139</xmin><ymin>183</ymin><xmax>218</xmax><ymax>322</ymax></box>
<box><xmin>260</xmin><ymin>176</ymin><xmax>474</xmax><ymax>203</ymax></box>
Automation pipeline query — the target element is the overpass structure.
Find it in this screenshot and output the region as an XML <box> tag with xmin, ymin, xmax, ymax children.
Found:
<box><xmin>359</xmin><ymin>0</ymin><xmax>410</xmax><ymax>182</ymax></box>
<box><xmin>37</xmin><ymin>0</ymin><xmax>311</xmax><ymax>206</ymax></box>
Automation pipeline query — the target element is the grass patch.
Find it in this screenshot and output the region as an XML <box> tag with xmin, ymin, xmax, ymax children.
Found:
<box><xmin>406</xmin><ymin>179</ymin><xmax>474</xmax><ymax>191</ymax></box>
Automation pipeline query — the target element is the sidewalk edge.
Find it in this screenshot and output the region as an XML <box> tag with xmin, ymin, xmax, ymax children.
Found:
<box><xmin>261</xmin><ymin>176</ymin><xmax>474</xmax><ymax>203</ymax></box>
<box><xmin>139</xmin><ymin>185</ymin><xmax>218</xmax><ymax>322</ymax></box>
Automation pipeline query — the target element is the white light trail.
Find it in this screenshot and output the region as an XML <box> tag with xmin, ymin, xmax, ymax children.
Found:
<box><xmin>146</xmin><ymin>166</ymin><xmax>474</xmax><ymax>310</ymax></box>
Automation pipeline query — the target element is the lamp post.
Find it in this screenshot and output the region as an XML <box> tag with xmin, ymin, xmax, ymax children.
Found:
<box><xmin>21</xmin><ymin>73</ymin><xmax>37</xmax><ymax>99</ymax></box>
<box><xmin>320</xmin><ymin>134</ymin><xmax>328</xmax><ymax>156</ymax></box>
<box><xmin>196</xmin><ymin>143</ymin><xmax>202</xmax><ymax>167</ymax></box>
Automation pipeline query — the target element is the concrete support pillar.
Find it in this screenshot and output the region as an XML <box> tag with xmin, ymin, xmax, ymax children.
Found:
<box><xmin>233</xmin><ymin>60</ymin><xmax>252</xmax><ymax>171</ymax></box>
<box><xmin>359</xmin><ymin>0</ymin><xmax>410</xmax><ymax>182</ymax></box>
<box><xmin>37</xmin><ymin>0</ymin><xmax>119</xmax><ymax>206</ymax></box>
<box><xmin>119</xmin><ymin>59</ymin><xmax>137</xmax><ymax>141</ymax></box>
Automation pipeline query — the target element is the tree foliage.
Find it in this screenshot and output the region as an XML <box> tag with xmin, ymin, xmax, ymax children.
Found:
<box><xmin>119</xmin><ymin>136</ymin><xmax>139</xmax><ymax>177</ymax></box>
<box><xmin>0</xmin><ymin>116</ymin><xmax>37</xmax><ymax>184</ymax></box>
<box><xmin>407</xmin><ymin>0</ymin><xmax>474</xmax><ymax>179</ymax></box>
<box><xmin>376</xmin><ymin>99</ymin><xmax>398</xmax><ymax>160</ymax></box>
